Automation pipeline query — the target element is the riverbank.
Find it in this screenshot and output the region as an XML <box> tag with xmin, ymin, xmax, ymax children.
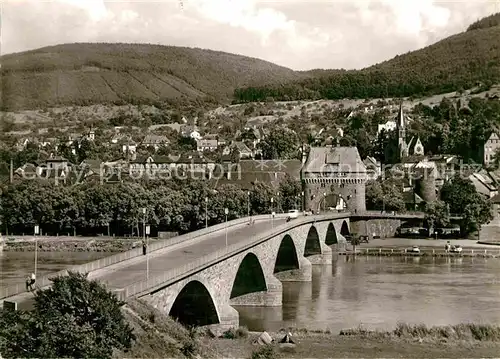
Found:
<box><xmin>2</xmin><ymin>236</ymin><xmax>143</xmax><ymax>252</ymax></box>
<box><xmin>120</xmin><ymin>299</ymin><xmax>500</xmax><ymax>358</ymax></box>
<box><xmin>345</xmin><ymin>247</ymin><xmax>500</xmax><ymax>258</ymax></box>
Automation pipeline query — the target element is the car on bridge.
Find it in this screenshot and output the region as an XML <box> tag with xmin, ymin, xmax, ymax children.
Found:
<box><xmin>287</xmin><ymin>210</ymin><xmax>300</xmax><ymax>220</ymax></box>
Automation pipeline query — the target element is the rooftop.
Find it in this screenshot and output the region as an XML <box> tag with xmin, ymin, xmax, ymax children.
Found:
<box><xmin>303</xmin><ymin>146</ymin><xmax>366</xmax><ymax>173</ymax></box>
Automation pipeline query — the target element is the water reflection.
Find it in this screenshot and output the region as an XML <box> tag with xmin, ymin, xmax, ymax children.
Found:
<box><xmin>236</xmin><ymin>256</ymin><xmax>500</xmax><ymax>333</ymax></box>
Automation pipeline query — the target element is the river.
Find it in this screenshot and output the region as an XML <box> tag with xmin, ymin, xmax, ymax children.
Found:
<box><xmin>237</xmin><ymin>256</ymin><xmax>500</xmax><ymax>333</ymax></box>
<box><xmin>2</xmin><ymin>252</ymin><xmax>500</xmax><ymax>334</ymax></box>
<box><xmin>0</xmin><ymin>251</ymin><xmax>113</xmax><ymax>287</ymax></box>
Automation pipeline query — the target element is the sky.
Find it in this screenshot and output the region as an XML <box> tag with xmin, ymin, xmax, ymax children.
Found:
<box><xmin>1</xmin><ymin>0</ymin><xmax>498</xmax><ymax>70</ymax></box>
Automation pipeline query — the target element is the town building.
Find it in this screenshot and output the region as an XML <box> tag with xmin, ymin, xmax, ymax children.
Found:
<box><xmin>181</xmin><ymin>125</ymin><xmax>202</xmax><ymax>140</ymax></box>
<box><xmin>141</xmin><ymin>134</ymin><xmax>169</xmax><ymax>150</ymax></box>
<box><xmin>196</xmin><ymin>139</ymin><xmax>218</xmax><ymax>152</ymax></box>
<box><xmin>129</xmin><ymin>153</ymin><xmax>216</xmax><ymax>179</ymax></box>
<box><xmin>214</xmin><ymin>159</ymin><xmax>302</xmax><ymax>191</ymax></box>
<box><xmin>223</xmin><ymin>141</ymin><xmax>253</xmax><ymax>159</ymax></box>
<box><xmin>482</xmin><ymin>132</ymin><xmax>500</xmax><ymax>166</ymax></box>
<box><xmin>363</xmin><ymin>156</ymin><xmax>382</xmax><ymax>180</ymax></box>
<box><xmin>377</xmin><ymin>120</ymin><xmax>397</xmax><ymax>134</ymax></box>
<box><xmin>301</xmin><ymin>146</ymin><xmax>367</xmax><ymax>213</ymax></box>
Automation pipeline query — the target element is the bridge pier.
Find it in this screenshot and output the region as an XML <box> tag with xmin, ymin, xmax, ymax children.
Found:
<box><xmin>274</xmin><ymin>256</ymin><xmax>312</xmax><ymax>282</ymax></box>
<box><xmin>307</xmin><ymin>242</ymin><xmax>332</xmax><ymax>265</ymax></box>
<box><xmin>230</xmin><ymin>275</ymin><xmax>282</xmax><ymax>307</ymax></box>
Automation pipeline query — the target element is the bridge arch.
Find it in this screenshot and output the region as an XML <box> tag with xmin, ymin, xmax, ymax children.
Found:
<box><xmin>304</xmin><ymin>226</ymin><xmax>321</xmax><ymax>257</ymax></box>
<box><xmin>341</xmin><ymin>220</ymin><xmax>350</xmax><ymax>236</ymax></box>
<box><xmin>274</xmin><ymin>234</ymin><xmax>300</xmax><ymax>273</ymax></box>
<box><xmin>325</xmin><ymin>222</ymin><xmax>338</xmax><ymax>245</ymax></box>
<box><xmin>169</xmin><ymin>280</ymin><xmax>219</xmax><ymax>327</ymax></box>
<box><xmin>230</xmin><ymin>253</ymin><xmax>267</xmax><ymax>299</ymax></box>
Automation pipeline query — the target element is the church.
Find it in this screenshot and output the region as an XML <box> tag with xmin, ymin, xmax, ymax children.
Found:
<box><xmin>395</xmin><ymin>102</ymin><xmax>425</xmax><ymax>161</ymax></box>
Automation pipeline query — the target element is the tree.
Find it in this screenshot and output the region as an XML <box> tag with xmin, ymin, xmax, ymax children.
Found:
<box><xmin>491</xmin><ymin>147</ymin><xmax>500</xmax><ymax>169</ymax></box>
<box><xmin>278</xmin><ymin>175</ymin><xmax>302</xmax><ymax>211</ymax></box>
<box><xmin>424</xmin><ymin>200</ymin><xmax>450</xmax><ymax>232</ymax></box>
<box><xmin>250</xmin><ymin>182</ymin><xmax>273</xmax><ymax>215</ymax></box>
<box><xmin>440</xmin><ymin>175</ymin><xmax>493</xmax><ymax>235</ymax></box>
<box><xmin>0</xmin><ymin>272</ymin><xmax>135</xmax><ymax>358</ymax></box>
<box><xmin>258</xmin><ymin>128</ymin><xmax>299</xmax><ymax>160</ymax></box>
<box><xmin>229</xmin><ymin>146</ymin><xmax>240</xmax><ymax>163</ymax></box>
<box><xmin>365</xmin><ymin>179</ymin><xmax>405</xmax><ymax>212</ymax></box>
<box><xmin>462</xmin><ymin>196</ymin><xmax>493</xmax><ymax>238</ymax></box>
<box><xmin>75</xmin><ymin>138</ymin><xmax>98</xmax><ymax>163</ymax></box>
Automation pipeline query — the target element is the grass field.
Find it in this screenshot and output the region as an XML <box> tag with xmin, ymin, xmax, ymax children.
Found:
<box><xmin>120</xmin><ymin>299</ymin><xmax>500</xmax><ymax>358</ymax></box>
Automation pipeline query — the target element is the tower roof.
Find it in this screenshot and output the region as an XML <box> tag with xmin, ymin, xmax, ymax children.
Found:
<box><xmin>396</xmin><ymin>101</ymin><xmax>405</xmax><ymax>128</ymax></box>
<box><xmin>303</xmin><ymin>146</ymin><xmax>367</xmax><ymax>173</ymax></box>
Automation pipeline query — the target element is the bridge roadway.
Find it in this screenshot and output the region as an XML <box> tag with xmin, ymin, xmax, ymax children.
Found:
<box><xmin>91</xmin><ymin>217</ymin><xmax>288</xmax><ymax>289</ymax></box>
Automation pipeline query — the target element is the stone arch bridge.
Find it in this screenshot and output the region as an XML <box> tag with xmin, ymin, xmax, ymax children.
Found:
<box><xmin>137</xmin><ymin>216</ymin><xmax>351</xmax><ymax>332</ymax></box>
<box><xmin>1</xmin><ymin>211</ymin><xmax>424</xmax><ymax>332</ymax></box>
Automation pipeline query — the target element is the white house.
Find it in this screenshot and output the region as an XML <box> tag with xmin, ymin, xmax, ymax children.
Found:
<box><xmin>377</xmin><ymin>120</ymin><xmax>397</xmax><ymax>134</ymax></box>
<box><xmin>196</xmin><ymin>139</ymin><xmax>218</xmax><ymax>152</ymax></box>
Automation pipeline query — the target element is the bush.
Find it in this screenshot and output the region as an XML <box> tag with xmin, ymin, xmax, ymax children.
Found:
<box><xmin>393</xmin><ymin>323</ymin><xmax>500</xmax><ymax>341</ymax></box>
<box><xmin>223</xmin><ymin>326</ymin><xmax>249</xmax><ymax>339</ymax></box>
<box><xmin>251</xmin><ymin>344</ymin><xmax>278</xmax><ymax>359</ymax></box>
<box><xmin>339</xmin><ymin>323</ymin><xmax>500</xmax><ymax>342</ymax></box>
<box><xmin>0</xmin><ymin>272</ymin><xmax>134</xmax><ymax>359</ymax></box>
<box><xmin>180</xmin><ymin>339</ymin><xmax>198</xmax><ymax>358</ymax></box>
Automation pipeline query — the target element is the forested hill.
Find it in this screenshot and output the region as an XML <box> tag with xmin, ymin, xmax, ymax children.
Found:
<box><xmin>3</xmin><ymin>13</ymin><xmax>500</xmax><ymax>111</ymax></box>
<box><xmin>467</xmin><ymin>12</ymin><xmax>500</xmax><ymax>31</ymax></box>
<box><xmin>234</xmin><ymin>14</ymin><xmax>500</xmax><ymax>103</ymax></box>
<box><xmin>0</xmin><ymin>43</ymin><xmax>305</xmax><ymax>111</ymax></box>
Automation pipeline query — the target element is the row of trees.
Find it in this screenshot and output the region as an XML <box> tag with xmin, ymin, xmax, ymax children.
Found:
<box><xmin>0</xmin><ymin>176</ymin><xmax>302</xmax><ymax>236</ymax></box>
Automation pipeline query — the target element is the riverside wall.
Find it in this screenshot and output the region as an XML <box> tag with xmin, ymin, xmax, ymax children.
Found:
<box><xmin>1</xmin><ymin>235</ymin><xmax>176</xmax><ymax>252</ymax></box>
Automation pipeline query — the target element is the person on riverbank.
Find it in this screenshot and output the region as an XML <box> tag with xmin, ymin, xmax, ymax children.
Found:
<box><xmin>142</xmin><ymin>240</ymin><xmax>147</xmax><ymax>255</ymax></box>
<box><xmin>445</xmin><ymin>241</ymin><xmax>451</xmax><ymax>252</ymax></box>
<box><xmin>25</xmin><ymin>272</ymin><xmax>36</xmax><ymax>291</ymax></box>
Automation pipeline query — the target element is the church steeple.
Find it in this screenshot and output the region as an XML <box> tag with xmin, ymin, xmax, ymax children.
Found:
<box><xmin>396</xmin><ymin>101</ymin><xmax>407</xmax><ymax>160</ymax></box>
<box><xmin>397</xmin><ymin>102</ymin><xmax>405</xmax><ymax>129</ymax></box>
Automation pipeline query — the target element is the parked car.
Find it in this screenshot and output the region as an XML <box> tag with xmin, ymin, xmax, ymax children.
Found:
<box><xmin>408</xmin><ymin>245</ymin><xmax>420</xmax><ymax>253</ymax></box>
<box><xmin>303</xmin><ymin>210</ymin><xmax>313</xmax><ymax>216</ymax></box>
<box><xmin>450</xmin><ymin>245</ymin><xmax>462</xmax><ymax>253</ymax></box>
<box><xmin>287</xmin><ymin>209</ymin><xmax>300</xmax><ymax>220</ymax></box>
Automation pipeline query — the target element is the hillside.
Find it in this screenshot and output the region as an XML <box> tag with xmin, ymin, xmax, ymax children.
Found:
<box><xmin>234</xmin><ymin>14</ymin><xmax>500</xmax><ymax>102</ymax></box>
<box><xmin>0</xmin><ymin>43</ymin><xmax>305</xmax><ymax>111</ymax></box>
<box><xmin>467</xmin><ymin>12</ymin><xmax>500</xmax><ymax>31</ymax></box>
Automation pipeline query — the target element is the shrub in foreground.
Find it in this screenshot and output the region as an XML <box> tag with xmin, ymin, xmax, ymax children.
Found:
<box><xmin>121</xmin><ymin>299</ymin><xmax>202</xmax><ymax>358</ymax></box>
<box><xmin>393</xmin><ymin>323</ymin><xmax>500</xmax><ymax>341</ymax></box>
<box><xmin>339</xmin><ymin>323</ymin><xmax>500</xmax><ymax>341</ymax></box>
<box><xmin>0</xmin><ymin>271</ymin><xmax>135</xmax><ymax>359</ymax></box>
<box><xmin>223</xmin><ymin>326</ymin><xmax>249</xmax><ymax>339</ymax></box>
<box><xmin>251</xmin><ymin>344</ymin><xmax>279</xmax><ymax>359</ymax></box>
